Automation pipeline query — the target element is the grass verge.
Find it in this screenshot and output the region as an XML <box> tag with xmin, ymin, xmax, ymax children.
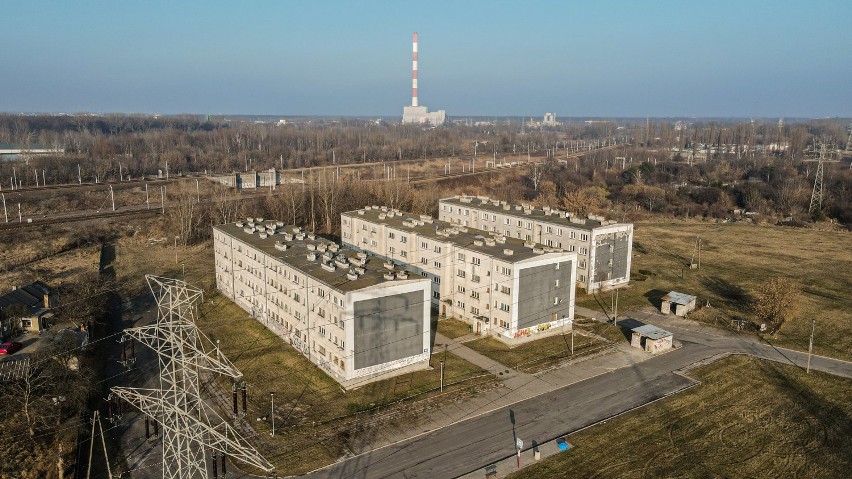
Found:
<box><xmin>508</xmin><ymin>355</ymin><xmax>852</xmax><ymax>479</ymax></box>
<box><xmin>465</xmin><ymin>331</ymin><xmax>610</xmax><ymax>373</ymax></box>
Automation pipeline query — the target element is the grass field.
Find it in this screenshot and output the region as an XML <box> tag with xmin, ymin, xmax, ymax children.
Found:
<box><xmin>576</xmin><ymin>222</ymin><xmax>852</xmax><ymax>360</ymax></box>
<box><xmin>436</xmin><ymin>317</ymin><xmax>474</xmax><ymax>339</ymax></box>
<box><xmin>465</xmin><ymin>328</ymin><xmax>611</xmax><ymax>373</ymax></box>
<box><xmin>508</xmin><ymin>355</ymin><xmax>852</xmax><ymax>479</ymax></box>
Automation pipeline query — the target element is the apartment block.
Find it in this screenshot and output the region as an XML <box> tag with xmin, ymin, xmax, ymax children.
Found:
<box><xmin>213</xmin><ymin>219</ymin><xmax>432</xmax><ymax>387</ymax></box>
<box><xmin>341</xmin><ymin>207</ymin><xmax>577</xmax><ymax>341</ymax></box>
<box><xmin>438</xmin><ymin>196</ymin><xmax>632</xmax><ymax>292</ymax></box>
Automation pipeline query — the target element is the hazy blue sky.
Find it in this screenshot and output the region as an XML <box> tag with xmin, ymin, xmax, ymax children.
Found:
<box><xmin>2</xmin><ymin>0</ymin><xmax>850</xmax><ymax>117</ymax></box>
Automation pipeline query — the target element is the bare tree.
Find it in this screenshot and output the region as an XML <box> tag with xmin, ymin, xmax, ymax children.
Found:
<box><xmin>752</xmin><ymin>277</ymin><xmax>802</xmax><ymax>335</ymax></box>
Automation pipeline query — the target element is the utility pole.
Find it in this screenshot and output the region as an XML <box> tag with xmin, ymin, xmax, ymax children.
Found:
<box><xmin>145</xmin><ymin>184</ymin><xmax>149</xmax><ymax>209</ymax></box>
<box><xmin>18</xmin><ymin>203</ymin><xmax>22</xmax><ymax>222</ymax></box>
<box><xmin>1</xmin><ymin>193</ymin><xmax>6</xmax><ymax>223</ymax></box>
<box><xmin>807</xmin><ymin>319</ymin><xmax>815</xmax><ymax>374</ymax></box>
<box><xmin>270</xmin><ymin>392</ymin><xmax>275</xmax><ymax>437</ymax></box>
<box><xmin>78</xmin><ymin>164</ymin><xmax>82</xmax><ymax>184</ymax></box>
<box><xmin>109</xmin><ymin>185</ymin><xmax>115</xmax><ymax>211</ymax></box>
<box><xmin>196</xmin><ymin>179</ymin><xmax>200</xmax><ymax>203</ymax></box>
<box><xmin>110</xmin><ymin>276</ymin><xmax>273</xmax><ymax>479</ymax></box>
<box><xmin>160</xmin><ymin>186</ymin><xmax>165</xmax><ymax>215</ymax></box>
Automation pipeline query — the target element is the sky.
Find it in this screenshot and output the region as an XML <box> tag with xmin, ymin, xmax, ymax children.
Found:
<box><xmin>1</xmin><ymin>0</ymin><xmax>850</xmax><ymax>118</ymax></box>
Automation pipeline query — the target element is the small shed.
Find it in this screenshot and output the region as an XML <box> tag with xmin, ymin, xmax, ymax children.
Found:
<box><xmin>631</xmin><ymin>325</ymin><xmax>674</xmax><ymax>354</ymax></box>
<box><xmin>660</xmin><ymin>291</ymin><xmax>696</xmax><ymax>317</ymax></box>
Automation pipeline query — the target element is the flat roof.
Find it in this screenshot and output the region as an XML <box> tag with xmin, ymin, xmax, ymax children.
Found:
<box><xmin>662</xmin><ymin>291</ymin><xmax>696</xmax><ymax>305</ymax></box>
<box><xmin>343</xmin><ymin>207</ymin><xmax>574</xmax><ymax>263</ymax></box>
<box><xmin>441</xmin><ymin>195</ymin><xmax>632</xmax><ymax>232</ymax></box>
<box><xmin>214</xmin><ymin>222</ymin><xmax>426</xmax><ymax>294</ymax></box>
<box><xmin>632</xmin><ymin>324</ymin><xmax>673</xmax><ymax>340</ymax></box>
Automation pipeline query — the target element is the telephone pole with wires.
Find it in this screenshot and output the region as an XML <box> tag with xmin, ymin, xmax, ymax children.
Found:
<box><xmin>110</xmin><ymin>275</ymin><xmax>273</xmax><ymax>479</ymax></box>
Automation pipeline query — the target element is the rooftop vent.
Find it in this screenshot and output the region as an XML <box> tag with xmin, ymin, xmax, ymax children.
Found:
<box><xmin>321</xmin><ymin>262</ymin><xmax>336</xmax><ymax>272</ymax></box>
<box><xmin>258</xmin><ymin>232</ymin><xmax>268</xmax><ymax>239</ymax></box>
<box><xmin>357</xmin><ymin>209</ymin><xmax>365</xmax><ymax>215</ymax></box>
<box><xmin>396</xmin><ymin>271</ymin><xmax>409</xmax><ymax>280</ymax></box>
<box><xmin>276</xmin><ymin>221</ymin><xmax>284</xmax><ymax>227</ymax></box>
<box><xmin>306</xmin><ymin>252</ymin><xmax>317</xmax><ymax>261</ymax></box>
<box><xmin>357</xmin><ymin>252</ymin><xmax>367</xmax><ymax>259</ymax></box>
<box><xmin>295</xmin><ymin>232</ymin><xmax>306</xmax><ymax>240</ymax></box>
<box><xmin>255</xmin><ymin>217</ymin><xmax>264</xmax><ymax>223</ymax></box>
<box><xmin>307</xmin><ymin>233</ymin><xmax>316</xmax><ymax>240</ymax></box>
<box><xmin>474</xmin><ymin>240</ymin><xmax>484</xmax><ymax>247</ymax></box>
<box><xmin>328</xmin><ymin>243</ymin><xmax>339</xmax><ymax>253</ymax></box>
<box><xmin>347</xmin><ymin>270</ymin><xmax>359</xmax><ymax>281</ymax></box>
<box><xmin>532</xmin><ymin>247</ymin><xmax>544</xmax><ymax>254</ymax></box>
<box><xmin>503</xmin><ymin>248</ymin><xmax>514</xmax><ymax>256</ymax></box>
<box><xmin>485</xmin><ymin>239</ymin><xmax>496</xmax><ymax>246</ymax></box>
<box><xmin>274</xmin><ymin>242</ymin><xmax>288</xmax><ymax>251</ymax></box>
<box><xmin>355</xmin><ymin>267</ymin><xmax>365</xmax><ymax>275</ymax></box>
<box><xmin>383</xmin><ymin>272</ymin><xmax>396</xmax><ymax>281</ymax></box>
<box><xmin>383</xmin><ymin>261</ymin><xmax>395</xmax><ymax>270</ymax></box>
<box><xmin>235</xmin><ymin>221</ymin><xmax>244</xmax><ymax>228</ymax></box>
<box><xmin>524</xmin><ymin>241</ymin><xmax>536</xmax><ymax>248</ymax></box>
<box><xmin>306</xmin><ymin>244</ymin><xmax>317</xmax><ymax>251</ymax></box>
<box><xmin>378</xmin><ymin>213</ymin><xmax>387</xmax><ymax>220</ymax></box>
<box><xmin>503</xmin><ymin>204</ymin><xmax>511</xmax><ymax>210</ymax></box>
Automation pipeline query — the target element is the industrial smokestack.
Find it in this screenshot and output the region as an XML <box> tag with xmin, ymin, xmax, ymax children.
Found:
<box><xmin>411</xmin><ymin>32</ymin><xmax>418</xmax><ymax>107</ymax></box>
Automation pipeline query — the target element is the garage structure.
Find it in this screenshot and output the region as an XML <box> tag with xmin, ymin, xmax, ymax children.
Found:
<box><xmin>631</xmin><ymin>325</ymin><xmax>674</xmax><ymax>354</ymax></box>
<box><xmin>660</xmin><ymin>291</ymin><xmax>697</xmax><ymax>317</ymax></box>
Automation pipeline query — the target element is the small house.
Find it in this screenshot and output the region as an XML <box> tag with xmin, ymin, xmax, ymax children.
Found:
<box><xmin>660</xmin><ymin>291</ymin><xmax>696</xmax><ymax>317</ymax></box>
<box><xmin>0</xmin><ymin>281</ymin><xmax>55</xmax><ymax>339</ymax></box>
<box><xmin>631</xmin><ymin>325</ymin><xmax>674</xmax><ymax>354</ymax></box>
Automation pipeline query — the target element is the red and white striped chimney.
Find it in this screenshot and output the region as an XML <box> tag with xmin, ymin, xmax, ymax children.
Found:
<box><xmin>411</xmin><ymin>32</ymin><xmax>418</xmax><ymax>107</ymax></box>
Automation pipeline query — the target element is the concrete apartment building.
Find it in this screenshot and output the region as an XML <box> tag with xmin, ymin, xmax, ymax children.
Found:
<box><xmin>438</xmin><ymin>196</ymin><xmax>633</xmax><ymax>292</ymax></box>
<box><xmin>213</xmin><ymin>220</ymin><xmax>432</xmax><ymax>387</ymax></box>
<box><xmin>340</xmin><ymin>207</ymin><xmax>577</xmax><ymax>340</ymax></box>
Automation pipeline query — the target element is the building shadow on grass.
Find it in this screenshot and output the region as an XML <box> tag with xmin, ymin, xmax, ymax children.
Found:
<box><xmin>643</xmin><ymin>289</ymin><xmax>669</xmax><ymax>310</ymax></box>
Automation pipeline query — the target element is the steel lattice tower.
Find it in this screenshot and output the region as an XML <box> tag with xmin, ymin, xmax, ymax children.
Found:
<box><xmin>805</xmin><ymin>143</ymin><xmax>839</xmax><ymax>215</ymax></box>
<box><xmin>112</xmin><ymin>275</ymin><xmax>273</xmax><ymax>479</ymax></box>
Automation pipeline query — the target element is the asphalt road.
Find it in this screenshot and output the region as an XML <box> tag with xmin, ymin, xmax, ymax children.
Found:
<box><xmin>299</xmin><ymin>313</ymin><xmax>852</xmax><ymax>479</ymax></box>
<box><xmin>304</xmin><ymin>342</ymin><xmax>717</xmax><ymax>479</ymax></box>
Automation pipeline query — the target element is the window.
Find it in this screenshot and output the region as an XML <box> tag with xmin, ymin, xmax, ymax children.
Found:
<box><xmin>457</xmin><ymin>285</ymin><xmax>466</xmax><ymax>293</ymax></box>
<box><xmin>434</xmin><ymin>246</ymin><xmax>442</xmax><ymax>253</ymax></box>
<box><xmin>389</xmin><ymin>246</ymin><xmax>395</xmax><ymax>255</ymax></box>
<box><xmin>499</xmin><ymin>302</ymin><xmax>510</xmax><ymax>312</ymax></box>
<box><xmin>319</xmin><ymin>326</ymin><xmax>326</xmax><ymax>336</ymax></box>
<box><xmin>580</xmin><ymin>260</ymin><xmax>587</xmax><ymax>269</ymax></box>
<box><xmin>554</xmin><ymin>279</ymin><xmax>560</xmax><ymax>287</ymax></box>
<box><xmin>504</xmin><ymin>218</ymin><xmax>510</xmax><ymax>225</ymax></box>
<box><xmin>388</xmin><ymin>232</ymin><xmax>395</xmax><ymax>239</ymax></box>
<box><xmin>553</xmin><ymin>297</ymin><xmax>559</xmax><ymax>305</ymax></box>
<box><xmin>526</xmin><ymin>222</ymin><xmax>532</xmax><ymax>230</ymax></box>
<box><xmin>579</xmin><ymin>247</ymin><xmax>588</xmax><ymax>256</ymax></box>
<box><xmin>471</xmin><ymin>274</ymin><xmax>481</xmax><ymax>283</ymax></box>
<box><xmin>471</xmin><ymin>306</ymin><xmax>479</xmax><ymax>315</ymax></box>
<box><xmin>420</xmin><ymin>257</ymin><xmax>428</xmax><ymax>265</ymax></box>
<box><xmin>457</xmin><ymin>269</ymin><xmax>466</xmax><ymax>278</ymax></box>
<box><xmin>472</xmin><ymin>257</ymin><xmax>481</xmax><ymax>266</ymax></box>
<box><xmin>580</xmin><ymin>233</ymin><xmax>589</xmax><ymax>242</ymax></box>
<box><xmin>492</xmin><ymin>214</ymin><xmax>497</xmax><ymax>221</ymax></box>
<box><xmin>499</xmin><ymin>266</ymin><xmax>512</xmax><ymax>276</ymax></box>
<box><xmin>482</xmin><ymin>212</ymin><xmax>488</xmax><ymax>220</ymax></box>
<box><xmin>400</xmin><ymin>251</ymin><xmax>407</xmax><ymax>258</ymax></box>
<box><xmin>570</xmin><ymin>231</ymin><xmax>576</xmax><ymax>239</ymax></box>
<box><xmin>557</xmin><ymin>228</ymin><xmax>562</xmax><ymax>237</ymax></box>
<box><xmin>421</xmin><ymin>241</ymin><xmax>429</xmax><ymax>250</ymax></box>
<box><xmin>433</xmin><ymin>291</ymin><xmax>441</xmax><ymax>299</ymax></box>
<box><xmin>457</xmin><ymin>300</ymin><xmax>465</xmax><ymax>309</ymax></box>
<box><xmin>471</xmin><ymin>291</ymin><xmax>480</xmax><ymax>300</ymax></box>
<box><xmin>464</xmin><ymin>209</ymin><xmax>469</xmax><ymax>216</ymax></box>
<box><xmin>579</xmin><ymin>274</ymin><xmax>586</xmax><ymax>282</ymax></box>
<box><xmin>517</xmin><ymin>220</ymin><xmax>523</xmax><ymax>227</ymax></box>
<box><xmin>434</xmin><ymin>261</ymin><xmax>441</xmax><ymax>268</ymax></box>
<box><xmin>457</xmin><ymin>253</ymin><xmax>466</xmax><ymax>262</ymax></box>
<box><xmin>500</xmin><ymin>285</ymin><xmax>511</xmax><ymax>295</ymax></box>
<box><xmin>401</xmin><ymin>236</ymin><xmax>407</xmax><ymax>243</ymax></box>
<box><xmin>433</xmin><ymin>277</ymin><xmax>441</xmax><ymax>284</ymax></box>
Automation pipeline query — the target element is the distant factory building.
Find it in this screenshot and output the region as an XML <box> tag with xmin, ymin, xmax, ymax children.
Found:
<box><xmin>543</xmin><ymin>113</ymin><xmax>559</xmax><ymax>126</ymax></box>
<box><xmin>402</xmin><ymin>32</ymin><xmax>446</xmax><ymax>126</ymax></box>
<box><xmin>341</xmin><ymin>207</ymin><xmax>577</xmax><ymax>341</ymax></box>
<box><xmin>439</xmin><ymin>196</ymin><xmax>633</xmax><ymax>293</ymax></box>
<box><xmin>213</xmin><ymin>220</ymin><xmax>432</xmax><ymax>387</ymax></box>
<box><xmin>660</xmin><ymin>291</ymin><xmax>697</xmax><ymax>317</ymax></box>
<box><xmin>215</xmin><ymin>169</ymin><xmax>280</xmax><ymax>190</ymax></box>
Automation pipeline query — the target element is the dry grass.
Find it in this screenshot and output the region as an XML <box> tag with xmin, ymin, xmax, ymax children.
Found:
<box><xmin>437</xmin><ymin>317</ymin><xmax>474</xmax><ymax>339</ymax></box>
<box><xmin>508</xmin><ymin>355</ymin><xmax>852</xmax><ymax>479</ymax></box>
<box><xmin>465</xmin><ymin>331</ymin><xmax>609</xmax><ymax>373</ymax></box>
<box><xmin>577</xmin><ymin>222</ymin><xmax>852</xmax><ymax>360</ymax></box>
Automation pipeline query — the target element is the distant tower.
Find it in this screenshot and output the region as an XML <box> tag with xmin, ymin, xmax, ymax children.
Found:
<box><xmin>402</xmin><ymin>32</ymin><xmax>446</xmax><ymax>126</ymax></box>
<box><xmin>805</xmin><ymin>142</ymin><xmax>840</xmax><ymax>215</ymax></box>
<box><xmin>846</xmin><ymin>123</ymin><xmax>852</xmax><ymax>151</ymax></box>
<box><xmin>412</xmin><ymin>32</ymin><xmax>419</xmax><ymax>107</ymax></box>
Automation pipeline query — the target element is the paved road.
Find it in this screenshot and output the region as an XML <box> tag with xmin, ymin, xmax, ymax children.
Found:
<box><xmin>297</xmin><ymin>310</ymin><xmax>852</xmax><ymax>479</ymax></box>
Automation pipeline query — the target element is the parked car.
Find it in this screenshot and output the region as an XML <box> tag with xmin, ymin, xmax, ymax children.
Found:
<box><xmin>0</xmin><ymin>342</ymin><xmax>23</xmax><ymax>355</ymax></box>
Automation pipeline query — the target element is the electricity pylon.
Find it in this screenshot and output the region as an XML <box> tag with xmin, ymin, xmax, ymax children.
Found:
<box><xmin>805</xmin><ymin>142</ymin><xmax>839</xmax><ymax>215</ymax></box>
<box><xmin>111</xmin><ymin>275</ymin><xmax>273</xmax><ymax>479</ymax></box>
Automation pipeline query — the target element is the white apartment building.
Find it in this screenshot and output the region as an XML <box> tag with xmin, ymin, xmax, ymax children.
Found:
<box><xmin>341</xmin><ymin>207</ymin><xmax>577</xmax><ymax>341</ymax></box>
<box><xmin>438</xmin><ymin>196</ymin><xmax>632</xmax><ymax>292</ymax></box>
<box><xmin>213</xmin><ymin>219</ymin><xmax>432</xmax><ymax>387</ymax></box>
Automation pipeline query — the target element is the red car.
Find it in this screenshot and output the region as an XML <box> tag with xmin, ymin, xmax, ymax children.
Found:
<box><xmin>0</xmin><ymin>342</ymin><xmax>23</xmax><ymax>355</ymax></box>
